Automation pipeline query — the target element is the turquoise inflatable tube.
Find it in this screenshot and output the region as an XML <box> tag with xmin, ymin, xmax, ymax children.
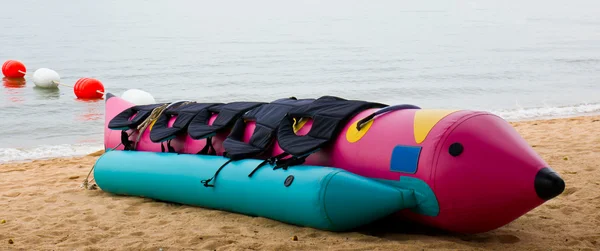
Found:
<box><xmin>93</xmin><ymin>150</ymin><xmax>415</xmax><ymax>231</ymax></box>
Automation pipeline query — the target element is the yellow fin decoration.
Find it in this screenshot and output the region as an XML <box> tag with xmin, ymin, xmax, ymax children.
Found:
<box><xmin>345</xmin><ymin>119</ymin><xmax>374</xmax><ymax>143</ymax></box>
<box><xmin>414</xmin><ymin>109</ymin><xmax>458</xmax><ymax>144</ymax></box>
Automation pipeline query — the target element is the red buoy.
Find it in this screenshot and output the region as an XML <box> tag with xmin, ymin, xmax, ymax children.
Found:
<box><xmin>73</xmin><ymin>78</ymin><xmax>105</xmax><ymax>99</ymax></box>
<box><xmin>2</xmin><ymin>60</ymin><xmax>26</xmax><ymax>78</ymax></box>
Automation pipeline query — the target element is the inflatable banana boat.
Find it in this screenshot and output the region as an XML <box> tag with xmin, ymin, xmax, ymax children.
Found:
<box><xmin>95</xmin><ymin>93</ymin><xmax>565</xmax><ymax>234</ymax></box>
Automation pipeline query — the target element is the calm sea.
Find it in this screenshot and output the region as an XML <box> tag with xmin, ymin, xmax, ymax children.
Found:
<box><xmin>1</xmin><ymin>0</ymin><xmax>599</xmax><ymax>162</ymax></box>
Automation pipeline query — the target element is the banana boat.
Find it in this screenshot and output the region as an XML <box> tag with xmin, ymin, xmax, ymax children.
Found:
<box><xmin>94</xmin><ymin>93</ymin><xmax>565</xmax><ymax>234</ymax></box>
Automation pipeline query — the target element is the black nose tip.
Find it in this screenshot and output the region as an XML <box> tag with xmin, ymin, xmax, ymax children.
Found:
<box><xmin>534</xmin><ymin>167</ymin><xmax>565</xmax><ymax>200</ymax></box>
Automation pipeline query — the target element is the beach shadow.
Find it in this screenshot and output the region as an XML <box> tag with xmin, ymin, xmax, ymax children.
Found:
<box><xmin>354</xmin><ymin>215</ymin><xmax>521</xmax><ymax>245</ymax></box>
<box><xmin>106</xmin><ymin>193</ymin><xmax>186</xmax><ymax>207</ymax></box>
<box><xmin>96</xmin><ymin>190</ymin><xmax>522</xmax><ymax>246</ymax></box>
<box><xmin>356</xmin><ymin>215</ymin><xmax>451</xmax><ymax>239</ymax></box>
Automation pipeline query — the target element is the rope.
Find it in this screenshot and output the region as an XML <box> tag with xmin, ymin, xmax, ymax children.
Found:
<box><xmin>133</xmin><ymin>101</ymin><xmax>192</xmax><ymax>149</ymax></box>
<box><xmin>81</xmin><ymin>163</ymin><xmax>98</xmax><ymax>190</ymax></box>
<box><xmin>81</xmin><ymin>102</ymin><xmax>189</xmax><ymax>190</ymax></box>
<box><xmin>133</xmin><ymin>103</ymin><xmax>169</xmax><ymax>149</ymax></box>
<box><xmin>81</xmin><ymin>133</ymin><xmax>133</xmax><ymax>190</ymax></box>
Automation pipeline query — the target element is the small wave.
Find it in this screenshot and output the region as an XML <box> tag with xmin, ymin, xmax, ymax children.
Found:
<box><xmin>0</xmin><ymin>143</ymin><xmax>103</xmax><ymax>164</ymax></box>
<box><xmin>554</xmin><ymin>58</ymin><xmax>600</xmax><ymax>64</ymax></box>
<box><xmin>490</xmin><ymin>103</ymin><xmax>600</xmax><ymax>121</ymax></box>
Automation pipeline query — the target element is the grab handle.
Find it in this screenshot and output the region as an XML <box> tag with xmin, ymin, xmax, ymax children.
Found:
<box><xmin>356</xmin><ymin>104</ymin><xmax>421</xmax><ymax>130</ymax></box>
<box><xmin>165</xmin><ymin>100</ymin><xmax>194</xmax><ymax>109</ymax></box>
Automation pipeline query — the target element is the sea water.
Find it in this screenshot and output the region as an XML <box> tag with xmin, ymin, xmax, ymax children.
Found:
<box><xmin>1</xmin><ymin>0</ymin><xmax>599</xmax><ymax>163</ymax></box>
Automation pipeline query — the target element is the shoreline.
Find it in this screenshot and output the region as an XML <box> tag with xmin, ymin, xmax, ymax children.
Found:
<box><xmin>505</xmin><ymin>111</ymin><xmax>600</xmax><ymax>123</ymax></box>
<box><xmin>1</xmin><ymin>114</ymin><xmax>599</xmax><ymax>250</ymax></box>
<box><xmin>1</xmin><ymin>112</ymin><xmax>599</xmax><ymax>165</ymax></box>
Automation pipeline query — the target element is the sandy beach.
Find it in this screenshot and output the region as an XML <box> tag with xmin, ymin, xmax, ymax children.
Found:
<box><xmin>1</xmin><ymin>115</ymin><xmax>598</xmax><ymax>251</ymax></box>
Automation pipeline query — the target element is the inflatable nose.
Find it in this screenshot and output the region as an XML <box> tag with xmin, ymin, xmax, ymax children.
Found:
<box><xmin>534</xmin><ymin>167</ymin><xmax>565</xmax><ymax>200</ymax></box>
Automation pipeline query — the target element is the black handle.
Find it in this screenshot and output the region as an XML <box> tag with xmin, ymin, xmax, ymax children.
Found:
<box><xmin>356</xmin><ymin>104</ymin><xmax>421</xmax><ymax>130</ymax></box>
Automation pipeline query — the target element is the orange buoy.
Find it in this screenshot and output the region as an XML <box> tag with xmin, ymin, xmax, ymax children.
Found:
<box><xmin>2</xmin><ymin>60</ymin><xmax>26</xmax><ymax>78</ymax></box>
<box><xmin>73</xmin><ymin>78</ymin><xmax>105</xmax><ymax>99</ymax></box>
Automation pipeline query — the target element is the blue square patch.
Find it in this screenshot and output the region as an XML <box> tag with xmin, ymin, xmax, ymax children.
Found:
<box><xmin>390</xmin><ymin>145</ymin><xmax>421</xmax><ymax>174</ymax></box>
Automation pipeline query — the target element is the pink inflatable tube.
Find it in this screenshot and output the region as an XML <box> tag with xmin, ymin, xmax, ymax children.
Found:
<box><xmin>103</xmin><ymin>93</ymin><xmax>565</xmax><ymax>234</ymax></box>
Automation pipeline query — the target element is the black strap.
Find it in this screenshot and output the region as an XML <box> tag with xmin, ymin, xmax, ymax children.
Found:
<box><xmin>187</xmin><ymin>102</ymin><xmax>266</xmax><ymax>140</ymax></box>
<box><xmin>356</xmin><ymin>104</ymin><xmax>421</xmax><ymax>130</ymax></box>
<box><xmin>111</xmin><ymin>103</ymin><xmax>167</xmax><ymax>151</ymax></box>
<box><xmin>274</xmin><ymin>156</ymin><xmax>306</xmax><ymax>170</ymax></box>
<box><xmin>247</xmin><ymin>152</ymin><xmax>289</xmax><ymax>177</ymax></box>
<box><xmin>121</xmin><ymin>130</ymin><xmax>134</xmax><ymax>150</ymax></box>
<box><xmin>150</xmin><ymin>102</ymin><xmax>222</xmax><ymax>143</ymax></box>
<box><xmin>276</xmin><ymin>96</ymin><xmax>387</xmax><ymax>159</ymax></box>
<box><xmin>247</xmin><ymin>159</ymin><xmax>271</xmax><ymax>177</ymax></box>
<box><xmin>201</xmin><ymin>159</ymin><xmax>234</xmax><ymax>188</ymax></box>
<box><xmin>108</xmin><ymin>103</ymin><xmax>166</xmax><ymax>130</ymax></box>
<box><xmin>160</xmin><ymin>140</ymin><xmax>176</xmax><ymax>153</ymax></box>
<box><xmin>197</xmin><ymin>137</ymin><xmax>216</xmax><ymax>155</ymax></box>
<box><xmin>222</xmin><ymin>97</ymin><xmax>315</xmax><ymax>161</ymax></box>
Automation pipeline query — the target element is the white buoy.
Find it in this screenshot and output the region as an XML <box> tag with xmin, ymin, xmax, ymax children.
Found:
<box><xmin>121</xmin><ymin>89</ymin><xmax>156</xmax><ymax>105</ymax></box>
<box><xmin>32</xmin><ymin>68</ymin><xmax>60</xmax><ymax>88</ymax></box>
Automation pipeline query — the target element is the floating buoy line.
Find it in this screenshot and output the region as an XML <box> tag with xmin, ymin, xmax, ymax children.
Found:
<box><xmin>2</xmin><ymin>59</ymin><xmax>155</xmax><ymax>104</ymax></box>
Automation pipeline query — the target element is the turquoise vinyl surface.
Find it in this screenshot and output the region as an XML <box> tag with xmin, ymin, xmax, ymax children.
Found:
<box><xmin>93</xmin><ymin>150</ymin><xmax>415</xmax><ymax>231</ymax></box>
